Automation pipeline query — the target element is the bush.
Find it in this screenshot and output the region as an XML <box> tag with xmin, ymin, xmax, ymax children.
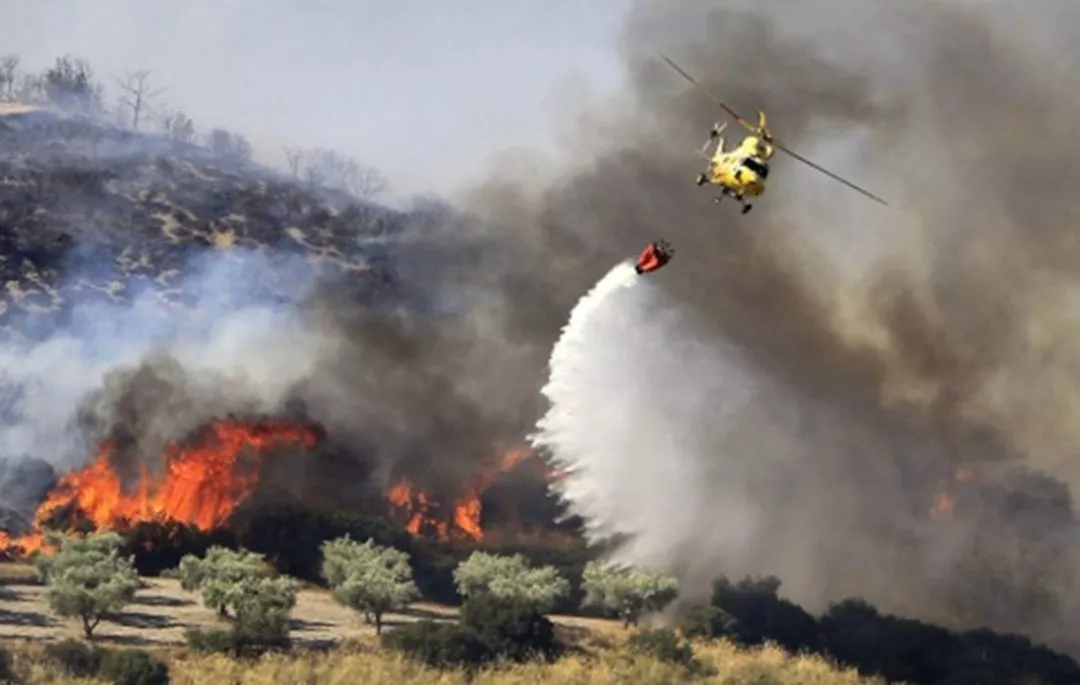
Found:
<box><xmin>98</xmin><ymin>648</ymin><xmax>169</xmax><ymax>685</ymax></box>
<box><xmin>185</xmin><ymin>626</ymin><xmax>291</xmax><ymax>659</ymax></box>
<box><xmin>0</xmin><ymin>646</ymin><xmax>13</xmax><ymax>683</ymax></box>
<box><xmin>37</xmin><ymin>531</ymin><xmax>141</xmax><ymax>638</ymax></box>
<box><xmin>679</xmin><ymin>603</ymin><xmax>738</xmax><ymax>640</ymax></box>
<box><xmin>580</xmin><ymin>560</ymin><xmax>679</xmax><ymax>627</ymax></box>
<box><xmin>627</xmin><ymin>628</ymin><xmax>696</xmax><ymax>668</ymax></box>
<box><xmin>322</xmin><ymin>536</ymin><xmax>420</xmax><ymax>635</ymax></box>
<box><xmin>453</xmin><ymin>551</ymin><xmax>569</xmax><ymax>613</ymax></box>
<box><xmin>459</xmin><ymin>594</ymin><xmax>561</xmax><ymax>663</ymax></box>
<box><xmin>43</xmin><ymin>638</ymin><xmax>105</xmax><ymax>677</ymax></box>
<box><xmin>381</xmin><ymin>620</ymin><xmax>491</xmax><ymax>669</ymax></box>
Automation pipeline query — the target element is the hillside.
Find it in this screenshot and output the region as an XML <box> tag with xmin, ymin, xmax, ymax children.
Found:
<box><xmin>2</xmin><ymin>69</ymin><xmax>1080</xmax><ymax>685</ymax></box>
<box><xmin>0</xmin><ymin>105</ymin><xmax>405</xmax><ymax>339</ymax></box>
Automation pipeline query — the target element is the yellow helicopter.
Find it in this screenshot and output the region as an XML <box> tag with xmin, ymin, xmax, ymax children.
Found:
<box><xmin>657</xmin><ymin>52</ymin><xmax>888</xmax><ymax>214</ymax></box>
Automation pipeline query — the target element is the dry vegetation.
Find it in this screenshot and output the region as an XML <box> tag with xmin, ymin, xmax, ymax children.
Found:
<box><xmin>1</xmin><ymin>631</ymin><xmax>886</xmax><ymax>685</ymax></box>
<box><xmin>0</xmin><ymin>563</ymin><xmax>886</xmax><ymax>684</ymax></box>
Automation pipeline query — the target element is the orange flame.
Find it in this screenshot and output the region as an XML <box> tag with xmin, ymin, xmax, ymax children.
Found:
<box><xmin>0</xmin><ymin>418</ymin><xmax>321</xmax><ymax>558</ymax></box>
<box><xmin>928</xmin><ymin>466</ymin><xmax>976</xmax><ymax>520</ymax></box>
<box><xmin>387</xmin><ymin>445</ymin><xmax>538</xmax><ymax>542</ymax></box>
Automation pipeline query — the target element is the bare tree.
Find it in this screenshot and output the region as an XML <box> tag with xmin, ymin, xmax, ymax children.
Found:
<box><xmin>43</xmin><ymin>55</ymin><xmax>102</xmax><ymax>116</ymax></box>
<box><xmin>300</xmin><ymin>148</ymin><xmax>389</xmax><ymax>198</ymax></box>
<box><xmin>161</xmin><ymin>110</ymin><xmax>195</xmax><ymax>147</ymax></box>
<box><xmin>0</xmin><ymin>55</ymin><xmax>19</xmax><ymax>101</ymax></box>
<box><xmin>116</xmin><ymin>70</ymin><xmax>165</xmax><ymax>131</ymax></box>
<box><xmin>207</xmin><ymin>128</ymin><xmax>252</xmax><ymax>165</ymax></box>
<box><xmin>283</xmin><ymin>146</ymin><xmax>303</xmax><ymax>178</ymax></box>
<box><xmin>352</xmin><ymin>164</ymin><xmax>390</xmax><ymax>198</ymax></box>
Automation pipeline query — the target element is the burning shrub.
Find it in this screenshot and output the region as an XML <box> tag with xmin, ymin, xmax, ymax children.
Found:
<box><xmin>230</xmin><ymin>502</ymin><xmax>413</xmax><ymax>583</ymax></box>
<box><xmin>452</xmin><ymin>551</ymin><xmax>569</xmax><ymax>613</ymax></box>
<box><xmin>580</xmin><ymin>560</ymin><xmax>679</xmax><ymax>628</ymax></box>
<box><xmin>122</xmin><ymin>520</ymin><xmax>237</xmax><ymax>577</ymax></box>
<box><xmin>36</xmin><ymin>531</ymin><xmax>141</xmax><ymax>638</ymax></box>
<box><xmin>321</xmin><ymin>536</ymin><xmax>420</xmax><ymax>635</ymax></box>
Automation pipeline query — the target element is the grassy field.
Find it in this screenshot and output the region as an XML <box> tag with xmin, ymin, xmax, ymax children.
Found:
<box><xmin>0</xmin><ymin>562</ymin><xmax>888</xmax><ymax>684</ymax></box>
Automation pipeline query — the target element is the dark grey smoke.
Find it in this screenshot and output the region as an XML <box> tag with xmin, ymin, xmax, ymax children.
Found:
<box><xmin>402</xmin><ymin>0</ymin><xmax>1080</xmax><ymax>653</ymax></box>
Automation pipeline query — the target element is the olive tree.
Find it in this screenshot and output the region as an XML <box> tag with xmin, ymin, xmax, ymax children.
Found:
<box><xmin>321</xmin><ymin>536</ymin><xmax>419</xmax><ymax>635</ymax></box>
<box><xmin>35</xmin><ymin>531</ymin><xmax>141</xmax><ymax>639</ymax></box>
<box><xmin>175</xmin><ymin>546</ymin><xmax>273</xmax><ymax>617</ymax></box>
<box><xmin>581</xmin><ymin>560</ymin><xmax>679</xmax><ymax>628</ymax></box>
<box><xmin>452</xmin><ymin>551</ymin><xmax>569</xmax><ymax>614</ymax></box>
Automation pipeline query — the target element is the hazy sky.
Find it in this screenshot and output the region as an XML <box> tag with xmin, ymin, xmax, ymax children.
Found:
<box><xmin>1</xmin><ymin>0</ymin><xmax>633</xmax><ymax>202</ymax></box>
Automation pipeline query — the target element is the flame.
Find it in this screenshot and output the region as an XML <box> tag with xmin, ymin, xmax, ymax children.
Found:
<box><xmin>930</xmin><ymin>490</ymin><xmax>956</xmax><ymax>519</ymax></box>
<box><xmin>0</xmin><ymin>418</ymin><xmax>320</xmax><ymax>558</ymax></box>
<box><xmin>387</xmin><ymin>445</ymin><xmax>539</xmax><ymax>542</ymax></box>
<box><xmin>929</xmin><ymin>466</ymin><xmax>976</xmax><ymax>520</ymax></box>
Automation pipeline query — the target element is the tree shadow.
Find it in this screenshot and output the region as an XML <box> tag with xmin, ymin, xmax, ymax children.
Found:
<box><xmin>0</xmin><ymin>608</ymin><xmax>52</xmax><ymax>627</ymax></box>
<box><xmin>102</xmin><ymin>633</ymin><xmax>161</xmax><ymax>647</ymax></box>
<box><xmin>404</xmin><ymin>606</ymin><xmax>456</xmax><ymax>620</ymax></box>
<box><xmin>110</xmin><ymin>611</ymin><xmax>178</xmax><ymax>630</ymax></box>
<box><xmin>133</xmin><ymin>594</ymin><xmax>192</xmax><ymax>608</ymax></box>
<box><xmin>288</xmin><ymin>617</ymin><xmax>335</xmax><ymax>632</ymax></box>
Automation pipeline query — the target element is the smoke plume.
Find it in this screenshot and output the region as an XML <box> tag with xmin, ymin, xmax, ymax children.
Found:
<box><xmin>438</xmin><ymin>0</ymin><xmax>1080</xmax><ymax>652</ymax></box>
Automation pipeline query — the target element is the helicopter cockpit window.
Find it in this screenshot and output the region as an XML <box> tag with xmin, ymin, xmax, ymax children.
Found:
<box><xmin>742</xmin><ymin>157</ymin><xmax>769</xmax><ymax>178</ymax></box>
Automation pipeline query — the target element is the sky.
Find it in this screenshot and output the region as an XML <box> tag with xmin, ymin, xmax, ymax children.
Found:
<box><xmin>0</xmin><ymin>0</ymin><xmax>634</xmax><ymax>202</ymax></box>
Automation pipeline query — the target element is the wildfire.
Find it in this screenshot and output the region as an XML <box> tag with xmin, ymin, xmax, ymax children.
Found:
<box><xmin>387</xmin><ymin>445</ymin><xmax>537</xmax><ymax>542</ymax></box>
<box><xmin>0</xmin><ymin>418</ymin><xmax>321</xmax><ymax>558</ymax></box>
<box><xmin>929</xmin><ymin>466</ymin><xmax>976</xmax><ymax>520</ymax></box>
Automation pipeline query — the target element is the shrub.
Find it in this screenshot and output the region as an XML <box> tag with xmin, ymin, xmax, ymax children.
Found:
<box><xmin>322</xmin><ymin>536</ymin><xmax>420</xmax><ymax>634</ymax></box>
<box><xmin>36</xmin><ymin>531</ymin><xmax>141</xmax><ymax>638</ymax></box>
<box><xmin>459</xmin><ymin>594</ymin><xmax>561</xmax><ymax>663</ymax></box>
<box><xmin>43</xmin><ymin>638</ymin><xmax>105</xmax><ymax>677</ymax></box>
<box><xmin>381</xmin><ymin>620</ymin><xmax>491</xmax><ymax>669</ymax></box>
<box><xmin>98</xmin><ymin>648</ymin><xmax>169</xmax><ymax>685</ymax></box>
<box><xmin>0</xmin><ymin>646</ymin><xmax>13</xmax><ymax>683</ymax></box>
<box><xmin>679</xmin><ymin>603</ymin><xmax>739</xmax><ymax>640</ymax></box>
<box><xmin>452</xmin><ymin>551</ymin><xmax>569</xmax><ymax>613</ymax></box>
<box><xmin>580</xmin><ymin>560</ymin><xmax>679</xmax><ymax>627</ymax></box>
<box><xmin>627</xmin><ymin>628</ymin><xmax>695</xmax><ymax>667</ymax></box>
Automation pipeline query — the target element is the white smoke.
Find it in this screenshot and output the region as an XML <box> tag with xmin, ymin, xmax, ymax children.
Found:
<box><xmin>0</xmin><ymin>248</ymin><xmax>322</xmax><ymax>473</ymax></box>
<box><xmin>530</xmin><ymin>259</ymin><xmax>771</xmax><ymax>582</ymax></box>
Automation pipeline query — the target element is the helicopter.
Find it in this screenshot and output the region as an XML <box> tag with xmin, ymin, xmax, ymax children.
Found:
<box><xmin>657</xmin><ymin>52</ymin><xmax>888</xmax><ymax>214</ymax></box>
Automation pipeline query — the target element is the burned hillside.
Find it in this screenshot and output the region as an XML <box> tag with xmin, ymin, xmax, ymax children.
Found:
<box><xmin>0</xmin><ymin>103</ymin><xmax>575</xmax><ymax>566</ymax></box>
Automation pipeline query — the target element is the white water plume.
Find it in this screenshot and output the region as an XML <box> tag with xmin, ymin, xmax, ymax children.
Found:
<box><xmin>529</xmin><ymin>259</ymin><xmax>766</xmax><ymax>576</ymax></box>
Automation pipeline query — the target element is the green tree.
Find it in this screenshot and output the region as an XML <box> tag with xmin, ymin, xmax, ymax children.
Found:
<box><xmin>321</xmin><ymin>536</ymin><xmax>419</xmax><ymax>635</ymax></box>
<box><xmin>452</xmin><ymin>551</ymin><xmax>570</xmax><ymax>614</ymax></box>
<box><xmin>35</xmin><ymin>531</ymin><xmax>140</xmax><ymax>639</ymax></box>
<box><xmin>175</xmin><ymin>546</ymin><xmax>273</xmax><ymax>617</ymax></box>
<box><xmin>580</xmin><ymin>560</ymin><xmax>679</xmax><ymax>628</ymax></box>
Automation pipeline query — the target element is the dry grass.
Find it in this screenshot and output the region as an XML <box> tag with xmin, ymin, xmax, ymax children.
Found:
<box><xmin>0</xmin><ymin>562</ymin><xmax>37</xmax><ymax>584</ymax></box>
<box><xmin>2</xmin><ymin>638</ymin><xmax>888</xmax><ymax>685</ymax></box>
<box><xmin>0</xmin><ymin>574</ymin><xmax>617</xmax><ymax>648</ymax></box>
<box><xmin>0</xmin><ymin>563</ymin><xmax>889</xmax><ymax>683</ymax></box>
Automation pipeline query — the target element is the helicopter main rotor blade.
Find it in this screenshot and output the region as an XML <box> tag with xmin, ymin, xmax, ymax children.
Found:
<box><xmin>657</xmin><ymin>50</ymin><xmax>889</xmax><ymax>207</ymax></box>
<box><xmin>656</xmin><ymin>51</ymin><xmax>757</xmax><ymax>133</ymax></box>
<box><xmin>773</xmin><ymin>140</ymin><xmax>889</xmax><ymax>206</ymax></box>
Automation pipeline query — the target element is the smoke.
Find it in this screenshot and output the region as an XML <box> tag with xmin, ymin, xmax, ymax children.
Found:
<box><xmin>0</xmin><ymin>247</ymin><xmax>323</xmax><ymax>499</ymax></box>
<box><xmin>5</xmin><ymin>0</ymin><xmax>1080</xmax><ymax>654</ymax></box>
<box><xmin>435</xmin><ymin>0</ymin><xmax>1080</xmax><ymax>653</ymax></box>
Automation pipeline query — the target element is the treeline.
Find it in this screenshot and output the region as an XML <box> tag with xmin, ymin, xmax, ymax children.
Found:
<box><xmin>0</xmin><ymin>52</ymin><xmax>389</xmax><ymax>198</ymax></box>
<box><xmin>36</xmin><ymin>502</ymin><xmax>1080</xmax><ymax>684</ymax></box>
